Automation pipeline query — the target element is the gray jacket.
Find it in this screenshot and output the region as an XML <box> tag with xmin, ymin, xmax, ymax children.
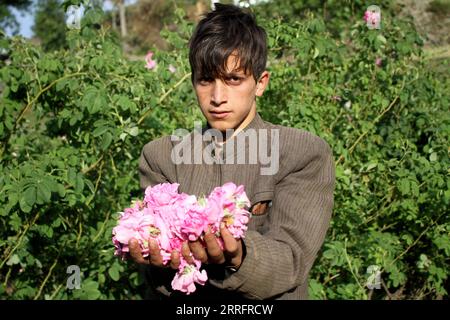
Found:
<box><xmin>138</xmin><ymin>112</ymin><xmax>335</xmax><ymax>300</ymax></box>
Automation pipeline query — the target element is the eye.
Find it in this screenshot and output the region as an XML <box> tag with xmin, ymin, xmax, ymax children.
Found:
<box><xmin>226</xmin><ymin>76</ymin><xmax>243</xmax><ymax>84</ymax></box>
<box><xmin>198</xmin><ymin>77</ymin><xmax>213</xmax><ymax>85</ymax></box>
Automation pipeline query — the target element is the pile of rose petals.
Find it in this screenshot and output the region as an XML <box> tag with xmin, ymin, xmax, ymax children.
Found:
<box><xmin>112</xmin><ymin>182</ymin><xmax>251</xmax><ymax>294</ymax></box>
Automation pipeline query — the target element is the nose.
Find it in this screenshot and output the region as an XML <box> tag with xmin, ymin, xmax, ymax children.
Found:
<box><xmin>211</xmin><ymin>79</ymin><xmax>227</xmax><ymax>106</ymax></box>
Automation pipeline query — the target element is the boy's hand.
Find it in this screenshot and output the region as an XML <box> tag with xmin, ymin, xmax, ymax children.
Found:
<box><xmin>184</xmin><ymin>223</ymin><xmax>244</xmax><ymax>269</ymax></box>
<box><xmin>128</xmin><ymin>223</ymin><xmax>244</xmax><ymax>270</ymax></box>
<box><xmin>128</xmin><ymin>239</ymin><xmax>182</xmax><ymax>270</ymax></box>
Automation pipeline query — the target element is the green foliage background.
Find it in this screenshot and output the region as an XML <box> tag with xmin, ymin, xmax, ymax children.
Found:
<box><xmin>33</xmin><ymin>0</ymin><xmax>68</xmax><ymax>52</ymax></box>
<box><xmin>0</xmin><ymin>1</ymin><xmax>448</xmax><ymax>299</ymax></box>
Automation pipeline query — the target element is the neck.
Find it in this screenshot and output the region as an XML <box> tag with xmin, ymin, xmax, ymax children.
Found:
<box><xmin>227</xmin><ymin>105</ymin><xmax>257</xmax><ymax>141</ymax></box>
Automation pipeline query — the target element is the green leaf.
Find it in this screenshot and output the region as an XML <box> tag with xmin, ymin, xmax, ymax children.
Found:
<box><xmin>37</xmin><ymin>225</ymin><xmax>54</xmax><ymax>238</ymax></box>
<box><xmin>91</xmin><ymin>94</ymin><xmax>106</xmax><ymax>114</ymax></box>
<box><xmin>101</xmin><ymin>132</ymin><xmax>112</xmax><ymax>150</ymax></box>
<box><xmin>430</xmin><ymin>152</ymin><xmax>438</xmax><ymax>162</ymax></box>
<box><xmin>55</xmin><ymin>79</ymin><xmax>68</xmax><ymax>91</ymax></box>
<box><xmin>36</xmin><ymin>181</ymin><xmax>52</xmax><ymax>204</ymax></box>
<box><xmin>128</xmin><ymin>127</ymin><xmax>139</xmax><ymax>137</ymax></box>
<box><xmin>108</xmin><ymin>264</ymin><xmax>120</xmax><ymax>281</ymax></box>
<box><xmin>56</xmin><ymin>183</ymin><xmax>66</xmax><ymax>197</ymax></box>
<box><xmin>52</xmin><ymin>218</ymin><xmax>61</xmax><ymax>228</ymax></box>
<box><xmin>116</xmin><ymin>95</ymin><xmax>132</xmax><ymax>111</ymax></box>
<box><xmin>23</xmin><ymin>186</ymin><xmax>37</xmax><ymax>207</ymax></box>
<box><xmin>77</xmin><ymin>280</ymin><xmax>101</xmax><ymax>300</ymax></box>
<box><xmin>6</xmin><ymin>254</ymin><xmax>20</xmax><ymax>266</ymax></box>
<box><xmin>82</xmin><ymin>87</ymin><xmax>107</xmax><ymax>115</ymax></box>
<box><xmin>377</xmin><ymin>34</ymin><xmax>387</xmax><ymax>44</ymax></box>
<box><xmin>8</xmin><ymin>190</ymin><xmax>19</xmax><ymax>208</ymax></box>
<box><xmin>313</xmin><ymin>47</ymin><xmax>320</xmax><ymax>59</ymax></box>
<box><xmin>68</xmin><ymin>167</ymin><xmax>77</xmax><ymax>184</ymax></box>
<box><xmin>85</xmin><ymin>179</ymin><xmax>95</xmax><ymax>194</ymax></box>
<box><xmin>75</xmin><ymin>173</ymin><xmax>84</xmax><ymax>193</ymax></box>
<box><xmin>93</xmin><ymin>126</ymin><xmax>109</xmax><ymax>137</ymax></box>
<box><xmin>69</xmin><ymin>115</ymin><xmax>78</xmax><ymax>126</ymax></box>
<box><xmin>397</xmin><ymin>179</ymin><xmax>410</xmax><ymax>195</ymax></box>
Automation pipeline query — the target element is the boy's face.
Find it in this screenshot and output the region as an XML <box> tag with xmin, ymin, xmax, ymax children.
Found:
<box><xmin>193</xmin><ymin>54</ymin><xmax>269</xmax><ymax>133</ymax></box>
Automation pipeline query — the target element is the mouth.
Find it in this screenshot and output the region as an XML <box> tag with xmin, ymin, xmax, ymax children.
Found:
<box><xmin>209</xmin><ymin>110</ymin><xmax>231</xmax><ymax>119</ymax></box>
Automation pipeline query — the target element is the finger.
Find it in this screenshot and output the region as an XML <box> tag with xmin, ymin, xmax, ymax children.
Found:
<box><xmin>188</xmin><ymin>241</ymin><xmax>208</xmax><ymax>264</ymax></box>
<box><xmin>181</xmin><ymin>242</ymin><xmax>194</xmax><ymax>264</ymax></box>
<box><xmin>170</xmin><ymin>250</ymin><xmax>180</xmax><ymax>270</ymax></box>
<box><xmin>220</xmin><ymin>223</ymin><xmax>239</xmax><ymax>256</ymax></box>
<box><xmin>204</xmin><ymin>230</ymin><xmax>225</xmax><ymax>264</ymax></box>
<box><xmin>148</xmin><ymin>239</ymin><xmax>164</xmax><ymax>266</ymax></box>
<box><xmin>128</xmin><ymin>239</ymin><xmax>149</xmax><ymax>264</ymax></box>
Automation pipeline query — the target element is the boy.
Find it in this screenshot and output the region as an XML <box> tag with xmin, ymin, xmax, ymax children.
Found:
<box><xmin>129</xmin><ymin>3</ymin><xmax>335</xmax><ymax>300</ymax></box>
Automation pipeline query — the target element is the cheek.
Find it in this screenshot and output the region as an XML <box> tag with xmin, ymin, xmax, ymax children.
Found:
<box><xmin>195</xmin><ymin>91</ymin><xmax>209</xmax><ymax>105</ymax></box>
<box><xmin>235</xmin><ymin>88</ymin><xmax>256</xmax><ymax>105</ymax></box>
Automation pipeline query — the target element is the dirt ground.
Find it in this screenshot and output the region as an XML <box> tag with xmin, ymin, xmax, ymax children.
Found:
<box><xmin>398</xmin><ymin>0</ymin><xmax>450</xmax><ymax>50</ymax></box>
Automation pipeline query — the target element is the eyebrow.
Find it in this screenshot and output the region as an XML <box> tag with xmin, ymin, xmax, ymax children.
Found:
<box><xmin>223</xmin><ymin>71</ymin><xmax>246</xmax><ymax>77</ymax></box>
<box><xmin>196</xmin><ymin>69</ymin><xmax>248</xmax><ymax>81</ymax></box>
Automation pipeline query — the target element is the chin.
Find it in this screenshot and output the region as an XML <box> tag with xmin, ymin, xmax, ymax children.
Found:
<box><xmin>208</xmin><ymin>119</ymin><xmax>234</xmax><ymax>132</ymax></box>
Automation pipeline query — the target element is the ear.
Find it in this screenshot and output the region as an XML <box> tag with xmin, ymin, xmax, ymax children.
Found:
<box><xmin>255</xmin><ymin>71</ymin><xmax>270</xmax><ymax>97</ymax></box>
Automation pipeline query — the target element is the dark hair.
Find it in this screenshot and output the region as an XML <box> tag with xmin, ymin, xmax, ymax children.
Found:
<box><xmin>188</xmin><ymin>3</ymin><xmax>267</xmax><ymax>84</ymax></box>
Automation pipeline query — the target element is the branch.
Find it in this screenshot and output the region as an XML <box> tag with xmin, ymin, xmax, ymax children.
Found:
<box><xmin>336</xmin><ymin>95</ymin><xmax>399</xmax><ymax>165</ymax></box>
<box><xmin>137</xmin><ymin>72</ymin><xmax>192</xmax><ymax>125</ymax></box>
<box><xmin>33</xmin><ymin>256</ymin><xmax>59</xmax><ymax>300</ymax></box>
<box><xmin>0</xmin><ymin>72</ymin><xmax>88</xmax><ymax>159</ymax></box>
<box><xmin>0</xmin><ymin>212</ymin><xmax>40</xmax><ymax>270</ymax></box>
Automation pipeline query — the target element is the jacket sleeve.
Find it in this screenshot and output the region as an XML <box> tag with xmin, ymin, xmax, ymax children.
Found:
<box><xmin>138</xmin><ymin>137</ymin><xmax>173</xmax><ymax>191</ymax></box>
<box><xmin>208</xmin><ymin>132</ymin><xmax>335</xmax><ymax>299</ymax></box>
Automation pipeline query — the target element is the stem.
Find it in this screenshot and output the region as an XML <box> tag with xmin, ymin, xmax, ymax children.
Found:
<box><xmin>390</xmin><ymin>213</ymin><xmax>443</xmax><ymax>266</ymax></box>
<box><xmin>0</xmin><ymin>212</ymin><xmax>40</xmax><ymax>270</ymax></box>
<box><xmin>16</xmin><ymin>72</ymin><xmax>87</xmax><ymax>125</ymax></box>
<box><xmin>75</xmin><ymin>213</ymin><xmax>83</xmax><ymax>250</ymax></box>
<box><xmin>328</xmin><ymin>108</ymin><xmax>344</xmax><ymax>132</ymax></box>
<box><xmin>137</xmin><ymin>72</ymin><xmax>191</xmax><ymax>125</ymax></box>
<box><xmin>85</xmin><ymin>160</ymin><xmax>104</xmax><ymax>206</ymax></box>
<box><xmin>323</xmin><ymin>273</ymin><xmax>340</xmax><ymax>286</ymax></box>
<box><xmin>48</xmin><ymin>283</ymin><xmax>64</xmax><ymax>300</ymax></box>
<box><xmin>381</xmin><ymin>278</ymin><xmax>394</xmax><ymax>300</ymax></box>
<box><xmin>336</xmin><ymin>95</ymin><xmax>399</xmax><ymax>165</ymax></box>
<box><xmin>25</xmin><ymin>47</ymin><xmax>42</xmax><ymax>92</ymax></box>
<box><xmin>0</xmin><ymin>72</ymin><xmax>88</xmax><ymax>159</ymax></box>
<box><xmin>368</xmin><ymin>288</ymin><xmax>374</xmax><ymax>300</ymax></box>
<box><xmin>82</xmin><ymin>155</ymin><xmax>104</xmax><ymax>175</ymax></box>
<box><xmin>34</xmin><ymin>257</ymin><xmax>59</xmax><ymax>300</ymax></box>
<box><xmin>375</xmin><ymin>212</ymin><xmax>446</xmax><ymax>295</ymax></box>
<box><xmin>92</xmin><ymin>210</ymin><xmax>111</xmax><ymax>243</ymax></box>
<box><xmin>3</xmin><ymin>266</ymin><xmax>12</xmax><ymax>287</ymax></box>
<box><xmin>110</xmin><ymin>153</ymin><xmax>118</xmax><ymax>176</ymax></box>
<box><xmin>343</xmin><ymin>239</ymin><xmax>367</xmax><ymax>299</ymax></box>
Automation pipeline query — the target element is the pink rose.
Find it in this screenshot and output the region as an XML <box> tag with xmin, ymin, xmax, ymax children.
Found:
<box><xmin>171</xmin><ymin>259</ymin><xmax>208</xmax><ymax>295</ymax></box>
<box><xmin>145</xmin><ymin>51</ymin><xmax>157</xmax><ymax>70</ymax></box>
<box><xmin>144</xmin><ymin>183</ymin><xmax>181</xmax><ymax>207</ymax></box>
<box><xmin>375</xmin><ymin>57</ymin><xmax>382</xmax><ymax>67</ymax></box>
<box><xmin>181</xmin><ymin>204</ymin><xmax>209</xmax><ymax>241</ymax></box>
<box><xmin>363</xmin><ymin>10</ymin><xmax>380</xmax><ymax>28</ymax></box>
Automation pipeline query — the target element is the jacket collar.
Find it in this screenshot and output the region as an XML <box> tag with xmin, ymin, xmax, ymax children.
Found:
<box><xmin>203</xmin><ymin>111</ymin><xmax>267</xmax><ymax>140</ymax></box>
<box><xmin>201</xmin><ymin>112</ymin><xmax>269</xmax><ymax>163</ymax></box>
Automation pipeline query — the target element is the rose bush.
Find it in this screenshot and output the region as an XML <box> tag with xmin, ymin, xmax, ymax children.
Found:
<box><xmin>0</xmin><ymin>2</ymin><xmax>448</xmax><ymax>299</ymax></box>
